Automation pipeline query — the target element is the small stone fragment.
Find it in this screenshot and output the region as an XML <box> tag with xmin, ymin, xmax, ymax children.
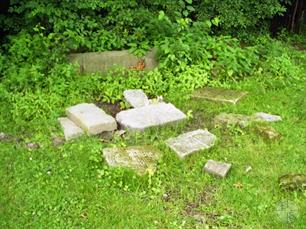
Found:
<box><xmin>58</xmin><ymin>117</ymin><xmax>84</xmax><ymax>140</ymax></box>
<box><xmin>123</xmin><ymin>89</ymin><xmax>150</xmax><ymax>108</ymax></box>
<box><xmin>26</xmin><ymin>142</ymin><xmax>40</xmax><ymax>150</ymax></box>
<box><xmin>245</xmin><ymin>166</ymin><xmax>252</xmax><ymax>173</ymax></box>
<box><xmin>116</xmin><ymin>103</ymin><xmax>186</xmax><ymax>131</ymax></box>
<box><xmin>52</xmin><ymin>136</ymin><xmax>64</xmax><ymax>147</ymax></box>
<box><xmin>252</xmin><ymin>112</ymin><xmax>282</xmax><ymax>122</ymax></box>
<box><xmin>203</xmin><ymin>160</ymin><xmax>231</xmax><ymax>178</ymax></box>
<box><xmin>214</xmin><ymin>113</ymin><xmax>250</xmax><ymax>128</ymax></box>
<box><xmin>192</xmin><ymin>87</ymin><xmax>247</xmax><ymax>104</ymax></box>
<box><xmin>0</xmin><ymin>132</ymin><xmax>8</xmax><ymax>141</ymax></box>
<box><xmin>66</xmin><ymin>103</ymin><xmax>117</xmax><ymax>135</ymax></box>
<box><xmin>256</xmin><ymin>125</ymin><xmax>280</xmax><ymax>140</ymax></box>
<box><xmin>166</xmin><ymin>129</ymin><xmax>216</xmax><ymax>158</ymax></box>
<box><xmin>279</xmin><ymin>174</ymin><xmax>306</xmax><ymax>191</ymax></box>
<box><xmin>103</xmin><ymin>146</ymin><xmax>161</xmax><ymax>175</ymax></box>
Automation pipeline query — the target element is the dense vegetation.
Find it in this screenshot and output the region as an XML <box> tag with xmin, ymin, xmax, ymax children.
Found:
<box><xmin>0</xmin><ymin>0</ymin><xmax>305</xmax><ymax>228</ymax></box>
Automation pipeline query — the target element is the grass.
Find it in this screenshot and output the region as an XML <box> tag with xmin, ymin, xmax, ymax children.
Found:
<box><xmin>1</xmin><ymin>75</ymin><xmax>305</xmax><ymax>228</ymax></box>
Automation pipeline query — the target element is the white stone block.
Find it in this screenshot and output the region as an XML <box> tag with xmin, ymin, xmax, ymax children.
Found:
<box><xmin>58</xmin><ymin>117</ymin><xmax>84</xmax><ymax>140</ymax></box>
<box><xmin>123</xmin><ymin>89</ymin><xmax>149</xmax><ymax>108</ymax></box>
<box><xmin>116</xmin><ymin>103</ymin><xmax>186</xmax><ymax>131</ymax></box>
<box><xmin>253</xmin><ymin>112</ymin><xmax>282</xmax><ymax>122</ymax></box>
<box><xmin>66</xmin><ymin>103</ymin><xmax>117</xmax><ymax>135</ymax></box>
<box><xmin>204</xmin><ymin>160</ymin><xmax>231</xmax><ymax>178</ymax></box>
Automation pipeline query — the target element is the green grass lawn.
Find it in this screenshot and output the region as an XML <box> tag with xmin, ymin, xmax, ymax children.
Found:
<box><xmin>1</xmin><ymin>77</ymin><xmax>305</xmax><ymax>228</ymax></box>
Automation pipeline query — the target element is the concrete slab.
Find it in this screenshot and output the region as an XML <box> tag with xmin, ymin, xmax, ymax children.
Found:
<box><xmin>116</xmin><ymin>103</ymin><xmax>186</xmax><ymax>131</ymax></box>
<box><xmin>166</xmin><ymin>129</ymin><xmax>216</xmax><ymax>158</ymax></box>
<box><xmin>214</xmin><ymin>113</ymin><xmax>250</xmax><ymax>128</ymax></box>
<box><xmin>103</xmin><ymin>146</ymin><xmax>161</xmax><ymax>175</ymax></box>
<box><xmin>58</xmin><ymin>117</ymin><xmax>84</xmax><ymax>140</ymax></box>
<box><xmin>204</xmin><ymin>160</ymin><xmax>232</xmax><ymax>178</ymax></box>
<box><xmin>66</xmin><ymin>103</ymin><xmax>117</xmax><ymax>135</ymax></box>
<box><xmin>252</xmin><ymin>112</ymin><xmax>282</xmax><ymax>122</ymax></box>
<box><xmin>123</xmin><ymin>89</ymin><xmax>149</xmax><ymax>108</ymax></box>
<box><xmin>192</xmin><ymin>87</ymin><xmax>247</xmax><ymax>104</ymax></box>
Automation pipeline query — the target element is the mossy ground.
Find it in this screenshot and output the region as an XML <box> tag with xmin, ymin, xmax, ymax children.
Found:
<box><xmin>1</xmin><ymin>77</ymin><xmax>305</xmax><ymax>228</ymax></box>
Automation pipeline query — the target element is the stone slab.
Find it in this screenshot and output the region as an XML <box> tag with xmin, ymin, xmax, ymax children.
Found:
<box><xmin>58</xmin><ymin>117</ymin><xmax>84</xmax><ymax>140</ymax></box>
<box><xmin>69</xmin><ymin>49</ymin><xmax>158</xmax><ymax>74</ymax></box>
<box><xmin>252</xmin><ymin>112</ymin><xmax>282</xmax><ymax>122</ymax></box>
<box><xmin>192</xmin><ymin>87</ymin><xmax>247</xmax><ymax>104</ymax></box>
<box><xmin>103</xmin><ymin>146</ymin><xmax>160</xmax><ymax>175</ymax></box>
<box><xmin>116</xmin><ymin>103</ymin><xmax>186</xmax><ymax>131</ymax></box>
<box><xmin>66</xmin><ymin>103</ymin><xmax>117</xmax><ymax>135</ymax></box>
<box><xmin>256</xmin><ymin>125</ymin><xmax>280</xmax><ymax>140</ymax></box>
<box><xmin>166</xmin><ymin>129</ymin><xmax>216</xmax><ymax>158</ymax></box>
<box><xmin>123</xmin><ymin>89</ymin><xmax>149</xmax><ymax>108</ymax></box>
<box><xmin>204</xmin><ymin>160</ymin><xmax>232</xmax><ymax>178</ymax></box>
<box><xmin>214</xmin><ymin>113</ymin><xmax>250</xmax><ymax>128</ymax></box>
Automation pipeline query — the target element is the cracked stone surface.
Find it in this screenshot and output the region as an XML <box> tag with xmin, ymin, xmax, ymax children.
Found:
<box><xmin>66</xmin><ymin>103</ymin><xmax>117</xmax><ymax>135</ymax></box>
<box><xmin>58</xmin><ymin>117</ymin><xmax>84</xmax><ymax>140</ymax></box>
<box><xmin>192</xmin><ymin>87</ymin><xmax>247</xmax><ymax>104</ymax></box>
<box><xmin>123</xmin><ymin>89</ymin><xmax>149</xmax><ymax>108</ymax></box>
<box><xmin>103</xmin><ymin>146</ymin><xmax>161</xmax><ymax>175</ymax></box>
<box><xmin>214</xmin><ymin>113</ymin><xmax>250</xmax><ymax>128</ymax></box>
<box><xmin>166</xmin><ymin>129</ymin><xmax>216</xmax><ymax>158</ymax></box>
<box><xmin>203</xmin><ymin>160</ymin><xmax>232</xmax><ymax>178</ymax></box>
<box><xmin>252</xmin><ymin>112</ymin><xmax>282</xmax><ymax>122</ymax></box>
<box><xmin>116</xmin><ymin>103</ymin><xmax>186</xmax><ymax>131</ymax></box>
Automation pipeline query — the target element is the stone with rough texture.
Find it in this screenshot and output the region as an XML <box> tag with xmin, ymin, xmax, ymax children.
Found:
<box><xmin>66</xmin><ymin>103</ymin><xmax>117</xmax><ymax>135</ymax></box>
<box><xmin>256</xmin><ymin>125</ymin><xmax>280</xmax><ymax>140</ymax></box>
<box><xmin>69</xmin><ymin>49</ymin><xmax>158</xmax><ymax>74</ymax></box>
<box><xmin>192</xmin><ymin>87</ymin><xmax>247</xmax><ymax>104</ymax></box>
<box><xmin>103</xmin><ymin>146</ymin><xmax>160</xmax><ymax>175</ymax></box>
<box><xmin>58</xmin><ymin>117</ymin><xmax>84</xmax><ymax>140</ymax></box>
<box><xmin>204</xmin><ymin>160</ymin><xmax>232</xmax><ymax>178</ymax></box>
<box><xmin>214</xmin><ymin>113</ymin><xmax>250</xmax><ymax>128</ymax></box>
<box><xmin>123</xmin><ymin>89</ymin><xmax>149</xmax><ymax>108</ymax></box>
<box><xmin>116</xmin><ymin>103</ymin><xmax>186</xmax><ymax>131</ymax></box>
<box><xmin>252</xmin><ymin>112</ymin><xmax>282</xmax><ymax>122</ymax></box>
<box><xmin>166</xmin><ymin>129</ymin><xmax>216</xmax><ymax>158</ymax></box>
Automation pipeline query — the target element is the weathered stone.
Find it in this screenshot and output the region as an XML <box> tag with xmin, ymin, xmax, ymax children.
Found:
<box><xmin>203</xmin><ymin>160</ymin><xmax>232</xmax><ymax>178</ymax></box>
<box><xmin>52</xmin><ymin>136</ymin><xmax>64</xmax><ymax>147</ymax></box>
<box><xmin>66</xmin><ymin>103</ymin><xmax>117</xmax><ymax>135</ymax></box>
<box><xmin>256</xmin><ymin>125</ymin><xmax>280</xmax><ymax>140</ymax></box>
<box><xmin>58</xmin><ymin>117</ymin><xmax>84</xmax><ymax>140</ymax></box>
<box><xmin>103</xmin><ymin>146</ymin><xmax>161</xmax><ymax>175</ymax></box>
<box><xmin>123</xmin><ymin>89</ymin><xmax>149</xmax><ymax>108</ymax></box>
<box><xmin>166</xmin><ymin>129</ymin><xmax>216</xmax><ymax>158</ymax></box>
<box><xmin>192</xmin><ymin>87</ymin><xmax>247</xmax><ymax>104</ymax></box>
<box><xmin>279</xmin><ymin>174</ymin><xmax>306</xmax><ymax>191</ymax></box>
<box><xmin>26</xmin><ymin>142</ymin><xmax>40</xmax><ymax>150</ymax></box>
<box><xmin>69</xmin><ymin>49</ymin><xmax>158</xmax><ymax>74</ymax></box>
<box><xmin>0</xmin><ymin>132</ymin><xmax>7</xmax><ymax>141</ymax></box>
<box><xmin>214</xmin><ymin>113</ymin><xmax>250</xmax><ymax>128</ymax></box>
<box><xmin>116</xmin><ymin>103</ymin><xmax>186</xmax><ymax>131</ymax></box>
<box><xmin>252</xmin><ymin>112</ymin><xmax>282</xmax><ymax>122</ymax></box>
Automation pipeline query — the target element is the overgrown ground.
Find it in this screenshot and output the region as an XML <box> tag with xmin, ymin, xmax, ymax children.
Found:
<box><xmin>1</xmin><ymin>74</ymin><xmax>305</xmax><ymax>228</ymax></box>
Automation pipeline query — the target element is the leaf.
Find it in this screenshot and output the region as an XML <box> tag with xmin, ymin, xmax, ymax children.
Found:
<box><xmin>158</xmin><ymin>11</ymin><xmax>165</xmax><ymax>20</ymax></box>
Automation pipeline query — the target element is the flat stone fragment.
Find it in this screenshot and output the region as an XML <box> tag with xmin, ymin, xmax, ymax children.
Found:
<box><xmin>123</xmin><ymin>89</ymin><xmax>149</xmax><ymax>108</ymax></box>
<box><xmin>256</xmin><ymin>125</ymin><xmax>280</xmax><ymax>140</ymax></box>
<box><xmin>166</xmin><ymin>129</ymin><xmax>216</xmax><ymax>158</ymax></box>
<box><xmin>66</xmin><ymin>103</ymin><xmax>117</xmax><ymax>135</ymax></box>
<box><xmin>252</xmin><ymin>112</ymin><xmax>282</xmax><ymax>122</ymax></box>
<box><xmin>192</xmin><ymin>87</ymin><xmax>247</xmax><ymax>104</ymax></box>
<box><xmin>204</xmin><ymin>160</ymin><xmax>232</xmax><ymax>178</ymax></box>
<box><xmin>116</xmin><ymin>103</ymin><xmax>186</xmax><ymax>131</ymax></box>
<box><xmin>58</xmin><ymin>117</ymin><xmax>84</xmax><ymax>140</ymax></box>
<box><xmin>103</xmin><ymin>146</ymin><xmax>161</xmax><ymax>175</ymax></box>
<box><xmin>214</xmin><ymin>113</ymin><xmax>250</xmax><ymax>128</ymax></box>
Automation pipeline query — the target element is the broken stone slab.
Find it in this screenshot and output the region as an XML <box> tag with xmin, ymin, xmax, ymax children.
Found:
<box><xmin>279</xmin><ymin>174</ymin><xmax>306</xmax><ymax>191</ymax></box>
<box><xmin>203</xmin><ymin>160</ymin><xmax>232</xmax><ymax>178</ymax></box>
<box><xmin>66</xmin><ymin>103</ymin><xmax>117</xmax><ymax>135</ymax></box>
<box><xmin>58</xmin><ymin>117</ymin><xmax>84</xmax><ymax>140</ymax></box>
<box><xmin>69</xmin><ymin>49</ymin><xmax>158</xmax><ymax>74</ymax></box>
<box><xmin>214</xmin><ymin>113</ymin><xmax>250</xmax><ymax>128</ymax></box>
<box><xmin>166</xmin><ymin>129</ymin><xmax>216</xmax><ymax>158</ymax></box>
<box><xmin>102</xmin><ymin>146</ymin><xmax>161</xmax><ymax>175</ymax></box>
<box><xmin>123</xmin><ymin>89</ymin><xmax>150</xmax><ymax>108</ymax></box>
<box><xmin>191</xmin><ymin>87</ymin><xmax>247</xmax><ymax>104</ymax></box>
<box><xmin>255</xmin><ymin>125</ymin><xmax>280</xmax><ymax>140</ymax></box>
<box><xmin>252</xmin><ymin>112</ymin><xmax>282</xmax><ymax>122</ymax></box>
<box><xmin>116</xmin><ymin>103</ymin><xmax>186</xmax><ymax>131</ymax></box>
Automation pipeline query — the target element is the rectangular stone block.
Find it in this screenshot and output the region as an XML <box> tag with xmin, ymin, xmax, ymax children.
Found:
<box><xmin>192</xmin><ymin>87</ymin><xmax>247</xmax><ymax>104</ymax></box>
<box><xmin>116</xmin><ymin>103</ymin><xmax>186</xmax><ymax>131</ymax></box>
<box><xmin>123</xmin><ymin>89</ymin><xmax>149</xmax><ymax>108</ymax></box>
<box><xmin>204</xmin><ymin>160</ymin><xmax>232</xmax><ymax>178</ymax></box>
<box><xmin>58</xmin><ymin>117</ymin><xmax>84</xmax><ymax>140</ymax></box>
<box><xmin>252</xmin><ymin>112</ymin><xmax>282</xmax><ymax>122</ymax></box>
<box><xmin>166</xmin><ymin>129</ymin><xmax>216</xmax><ymax>158</ymax></box>
<box><xmin>66</xmin><ymin>103</ymin><xmax>117</xmax><ymax>135</ymax></box>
